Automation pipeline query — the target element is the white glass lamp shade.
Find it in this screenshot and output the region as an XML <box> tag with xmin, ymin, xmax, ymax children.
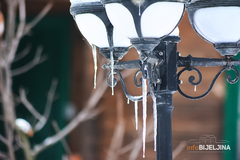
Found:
<box><xmin>105</xmin><ymin>2</ymin><xmax>184</xmax><ymax>39</ymax></box>
<box><xmin>113</xmin><ymin>27</ymin><xmax>131</xmax><ymax>47</ymax></box>
<box><xmin>75</xmin><ymin>14</ymin><xmax>110</xmax><ymax>48</ymax></box>
<box><xmin>141</xmin><ymin>2</ymin><xmax>184</xmax><ymax>38</ymax></box>
<box><xmin>193</xmin><ymin>7</ymin><xmax>240</xmax><ymax>44</ymax></box>
<box><xmin>105</xmin><ymin>3</ymin><xmax>139</xmax><ymax>39</ymax></box>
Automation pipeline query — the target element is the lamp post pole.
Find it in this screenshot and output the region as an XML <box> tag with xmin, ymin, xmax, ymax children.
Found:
<box><xmin>150</xmin><ymin>37</ymin><xmax>179</xmax><ymax>160</ymax></box>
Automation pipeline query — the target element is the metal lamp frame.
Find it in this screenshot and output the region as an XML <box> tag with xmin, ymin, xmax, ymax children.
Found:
<box><xmin>70</xmin><ymin>2</ymin><xmax>129</xmax><ymax>60</ymax></box>
<box><xmin>187</xmin><ymin>0</ymin><xmax>240</xmax><ymax>56</ymax></box>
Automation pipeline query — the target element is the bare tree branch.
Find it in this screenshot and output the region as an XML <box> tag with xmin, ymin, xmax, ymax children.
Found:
<box><xmin>23</xmin><ymin>2</ymin><xmax>53</xmax><ymax>35</ymax></box>
<box><xmin>0</xmin><ymin>151</ymin><xmax>8</xmax><ymax>159</ymax></box>
<box><xmin>52</xmin><ymin>121</ymin><xmax>72</xmax><ymax>158</ymax></box>
<box><xmin>11</xmin><ymin>46</ymin><xmax>47</xmax><ymax>76</ymax></box>
<box><xmin>173</xmin><ymin>141</ymin><xmax>187</xmax><ymax>160</ymax></box>
<box><xmin>13</xmin><ymin>44</ymin><xmax>31</xmax><ymax>62</ymax></box>
<box><xmin>8</xmin><ymin>0</ymin><xmax>26</xmax><ymax>63</ymax></box>
<box><xmin>0</xmin><ymin>134</ymin><xmax>8</xmax><ymax>145</ymax></box>
<box><xmin>19</xmin><ymin>88</ymin><xmax>42</xmax><ymax>121</ymax></box>
<box><xmin>106</xmin><ymin>92</ymin><xmax>125</xmax><ymax>160</ymax></box>
<box><xmin>31</xmin><ymin>69</ymin><xmax>135</xmax><ymax>157</ymax></box>
<box><xmin>34</xmin><ymin>79</ymin><xmax>58</xmax><ymax>132</ymax></box>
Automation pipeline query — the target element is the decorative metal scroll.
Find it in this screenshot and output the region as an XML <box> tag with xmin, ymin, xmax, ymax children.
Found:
<box><xmin>107</xmin><ymin>69</ymin><xmax>149</xmax><ymax>101</ymax></box>
<box><xmin>177</xmin><ymin>65</ymin><xmax>240</xmax><ymax>100</ymax></box>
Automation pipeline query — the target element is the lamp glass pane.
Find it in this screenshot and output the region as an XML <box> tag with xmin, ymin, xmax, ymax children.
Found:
<box><xmin>105</xmin><ymin>3</ymin><xmax>138</xmax><ymax>38</ymax></box>
<box><xmin>141</xmin><ymin>2</ymin><xmax>184</xmax><ymax>38</ymax></box>
<box><xmin>113</xmin><ymin>27</ymin><xmax>131</xmax><ymax>47</ymax></box>
<box><xmin>169</xmin><ymin>27</ymin><xmax>179</xmax><ymax>36</ymax></box>
<box><xmin>76</xmin><ymin>14</ymin><xmax>109</xmax><ymax>48</ymax></box>
<box><xmin>194</xmin><ymin>6</ymin><xmax>240</xmax><ymax>43</ymax></box>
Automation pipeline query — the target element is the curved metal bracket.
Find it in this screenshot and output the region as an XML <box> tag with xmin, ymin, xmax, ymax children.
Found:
<box><xmin>177</xmin><ymin>66</ymin><xmax>239</xmax><ymax>100</ymax></box>
<box><xmin>107</xmin><ymin>69</ymin><xmax>149</xmax><ymax>101</ymax></box>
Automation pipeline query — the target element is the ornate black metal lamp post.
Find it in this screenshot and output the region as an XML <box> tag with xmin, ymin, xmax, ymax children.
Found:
<box><xmin>70</xmin><ymin>0</ymin><xmax>240</xmax><ymax>160</ymax></box>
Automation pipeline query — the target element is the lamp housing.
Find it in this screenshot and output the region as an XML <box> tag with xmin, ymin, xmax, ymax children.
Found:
<box><xmin>187</xmin><ymin>0</ymin><xmax>240</xmax><ymax>56</ymax></box>
<box><xmin>101</xmin><ymin>0</ymin><xmax>186</xmax><ymax>52</ymax></box>
<box><xmin>70</xmin><ymin>1</ymin><xmax>131</xmax><ymax>60</ymax></box>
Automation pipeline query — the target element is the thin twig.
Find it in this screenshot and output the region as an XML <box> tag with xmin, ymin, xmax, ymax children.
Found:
<box><xmin>173</xmin><ymin>141</ymin><xmax>187</xmax><ymax>159</ymax></box>
<box><xmin>34</xmin><ymin>79</ymin><xmax>58</xmax><ymax>132</ymax></box>
<box><xmin>106</xmin><ymin>92</ymin><xmax>125</xmax><ymax>160</ymax></box>
<box><xmin>0</xmin><ymin>134</ymin><xmax>8</xmax><ymax>145</ymax></box>
<box><xmin>52</xmin><ymin>121</ymin><xmax>72</xmax><ymax>158</ymax></box>
<box><xmin>0</xmin><ymin>151</ymin><xmax>8</xmax><ymax>159</ymax></box>
<box><xmin>11</xmin><ymin>46</ymin><xmax>47</xmax><ymax>76</ymax></box>
<box><xmin>23</xmin><ymin>2</ymin><xmax>53</xmax><ymax>35</ymax></box>
<box><xmin>19</xmin><ymin>88</ymin><xmax>42</xmax><ymax>121</ymax></box>
<box><xmin>8</xmin><ymin>0</ymin><xmax>26</xmax><ymax>63</ymax></box>
<box><xmin>13</xmin><ymin>44</ymin><xmax>31</xmax><ymax>62</ymax></box>
<box><xmin>32</xmin><ymin>69</ymin><xmax>135</xmax><ymax>157</ymax></box>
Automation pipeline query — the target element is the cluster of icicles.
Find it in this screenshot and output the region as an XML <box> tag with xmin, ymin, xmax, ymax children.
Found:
<box><xmin>91</xmin><ymin>45</ymin><xmax>157</xmax><ymax>158</ymax></box>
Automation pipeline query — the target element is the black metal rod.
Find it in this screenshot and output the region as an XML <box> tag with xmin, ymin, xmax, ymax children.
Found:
<box><xmin>178</xmin><ymin>56</ymin><xmax>240</xmax><ymax>67</ymax></box>
<box><xmin>156</xmin><ymin>94</ymin><xmax>173</xmax><ymax>160</ymax></box>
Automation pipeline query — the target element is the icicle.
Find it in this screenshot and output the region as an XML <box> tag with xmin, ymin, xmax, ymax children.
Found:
<box><xmin>194</xmin><ymin>85</ymin><xmax>197</xmax><ymax>92</ymax></box>
<box><xmin>92</xmin><ymin>45</ymin><xmax>97</xmax><ymax>89</ymax></box>
<box><xmin>153</xmin><ymin>97</ymin><xmax>157</xmax><ymax>152</ymax></box>
<box><xmin>127</xmin><ymin>98</ymin><xmax>130</xmax><ymax>104</ymax></box>
<box><xmin>135</xmin><ymin>101</ymin><xmax>138</xmax><ymax>130</ymax></box>
<box><xmin>142</xmin><ymin>78</ymin><xmax>147</xmax><ymax>158</ymax></box>
<box><xmin>110</xmin><ymin>50</ymin><xmax>114</xmax><ymax>95</ymax></box>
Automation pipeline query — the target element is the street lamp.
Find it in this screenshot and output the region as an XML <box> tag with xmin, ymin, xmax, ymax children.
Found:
<box><xmin>69</xmin><ymin>0</ymin><xmax>240</xmax><ymax>160</ymax></box>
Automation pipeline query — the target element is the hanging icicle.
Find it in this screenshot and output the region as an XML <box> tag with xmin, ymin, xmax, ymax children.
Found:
<box><xmin>153</xmin><ymin>97</ymin><xmax>157</xmax><ymax>152</ymax></box>
<box><xmin>142</xmin><ymin>78</ymin><xmax>147</xmax><ymax>158</ymax></box>
<box><xmin>127</xmin><ymin>98</ymin><xmax>130</xmax><ymax>104</ymax></box>
<box><xmin>135</xmin><ymin>101</ymin><xmax>138</xmax><ymax>130</ymax></box>
<box><xmin>92</xmin><ymin>45</ymin><xmax>97</xmax><ymax>89</ymax></box>
<box><xmin>110</xmin><ymin>50</ymin><xmax>114</xmax><ymax>95</ymax></box>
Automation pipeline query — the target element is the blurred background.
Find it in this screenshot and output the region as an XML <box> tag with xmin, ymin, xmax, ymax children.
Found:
<box><xmin>0</xmin><ymin>0</ymin><xmax>239</xmax><ymax>160</ymax></box>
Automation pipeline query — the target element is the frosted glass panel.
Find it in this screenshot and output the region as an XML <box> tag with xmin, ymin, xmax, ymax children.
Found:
<box><xmin>194</xmin><ymin>7</ymin><xmax>240</xmax><ymax>43</ymax></box>
<box><xmin>141</xmin><ymin>2</ymin><xmax>184</xmax><ymax>38</ymax></box>
<box><xmin>76</xmin><ymin>14</ymin><xmax>109</xmax><ymax>48</ymax></box>
<box><xmin>105</xmin><ymin>3</ymin><xmax>138</xmax><ymax>38</ymax></box>
<box><xmin>113</xmin><ymin>28</ymin><xmax>131</xmax><ymax>47</ymax></box>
